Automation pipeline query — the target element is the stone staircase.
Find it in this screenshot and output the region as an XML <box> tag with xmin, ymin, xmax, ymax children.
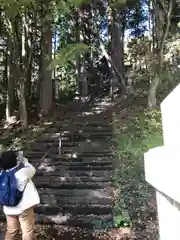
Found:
<box><xmin>2</xmin><ymin>97</ymin><xmax>116</xmax><ymax>230</ymax></box>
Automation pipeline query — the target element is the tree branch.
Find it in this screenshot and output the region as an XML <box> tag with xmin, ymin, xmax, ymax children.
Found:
<box><xmin>99</xmin><ymin>40</ymin><xmax>126</xmax><ymax>89</ymax></box>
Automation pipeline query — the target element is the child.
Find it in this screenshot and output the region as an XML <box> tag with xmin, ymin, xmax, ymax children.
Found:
<box><xmin>0</xmin><ymin>151</ymin><xmax>40</xmax><ymax>240</ymax></box>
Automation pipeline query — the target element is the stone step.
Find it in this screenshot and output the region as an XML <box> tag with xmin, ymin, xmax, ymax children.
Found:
<box><xmin>54</xmin><ymin>120</ymin><xmax>112</xmax><ymax>127</ymax></box>
<box><xmin>36</xmin><ymin>164</ymin><xmax>113</xmax><ymax>172</ymax></box>
<box><xmin>0</xmin><ymin>213</ymin><xmax>113</xmax><ymax>229</ymax></box>
<box><xmin>38</xmin><ymin>188</ymin><xmax>113</xmax><ymax>198</ymax></box>
<box><xmin>61</xmin><ymin>131</ymin><xmax>112</xmax><ymax>137</ymax></box>
<box><xmin>40</xmin><ymin>195</ymin><xmax>113</xmax><ymax>206</ymax></box>
<box><xmin>0</xmin><ymin>205</ymin><xmax>113</xmax><ymax>226</ymax></box>
<box><xmin>43</xmin><ymin>129</ymin><xmax>112</xmax><ymax>137</ymax></box>
<box><xmin>36</xmin><ymin>134</ymin><xmax>111</xmax><ymax>142</ymax></box>
<box><xmin>67</xmin><ymin>165</ymin><xmax>113</xmax><ymax>171</ymax></box>
<box><xmin>35</xmin><ymin>137</ymin><xmax>111</xmax><ymax>145</ymax></box>
<box><xmin>30</xmin><ymin>155</ymin><xmax>111</xmax><ymax>163</ymax></box>
<box><xmin>25</xmin><ymin>151</ymin><xmax>112</xmax><ymax>158</ymax></box>
<box><xmin>31</xmin><ymin>141</ymin><xmax>78</xmax><ymax>148</ymax></box>
<box><xmin>36</xmin><ymin>213</ymin><xmax>113</xmax><ymax>227</ymax></box>
<box><xmin>59</xmin><ymin>126</ymin><xmax>113</xmax><ymax>133</ymax></box>
<box><xmin>36</xmin><ymin>204</ymin><xmax>112</xmax><ymax>215</ymax></box>
<box><xmin>29</xmin><ymin>146</ymin><xmax>111</xmax><ymax>154</ymax></box>
<box><xmin>35</xmin><ymin>170</ymin><xmax>113</xmax><ymax>178</ymax></box>
<box><xmin>34</xmin><ymin>176</ymin><xmax>112</xmax><ymax>183</ymax></box>
<box><xmin>36</xmin><ymin>133</ymin><xmax>60</xmax><ymax>142</ymax></box>
<box><xmin>33</xmin><ymin>159</ymin><xmax>113</xmax><ymax>167</ymax></box>
<box><xmin>28</xmin><ymin>155</ymin><xmax>111</xmax><ymax>162</ymax></box>
<box><xmin>30</xmin><ymin>141</ymin><xmax>112</xmax><ymax>149</ymax></box>
<box><xmin>35</xmin><ymin>181</ymin><xmax>111</xmax><ymax>189</ymax></box>
<box><xmin>61</xmin><ymin>135</ymin><xmax>112</xmax><ymax>141</ymax></box>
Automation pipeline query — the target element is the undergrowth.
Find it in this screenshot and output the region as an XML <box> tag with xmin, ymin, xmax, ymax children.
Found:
<box><xmin>112</xmin><ymin>95</ymin><xmax>162</xmax><ymax>233</ymax></box>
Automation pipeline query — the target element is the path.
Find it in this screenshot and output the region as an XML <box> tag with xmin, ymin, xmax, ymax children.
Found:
<box><xmin>0</xmin><ymin>95</ymin><xmax>118</xmax><ymax>236</ymax></box>
<box><xmin>29</xmin><ymin>96</ymin><xmax>115</xmax><ymax>229</ymax></box>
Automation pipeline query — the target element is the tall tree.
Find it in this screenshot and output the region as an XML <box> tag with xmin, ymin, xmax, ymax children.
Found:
<box><xmin>148</xmin><ymin>0</ymin><xmax>173</xmax><ymax>109</ymax></box>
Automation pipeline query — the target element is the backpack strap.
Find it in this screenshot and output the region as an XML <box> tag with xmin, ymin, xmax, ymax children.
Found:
<box><xmin>6</xmin><ymin>164</ymin><xmax>24</xmax><ymax>174</ymax></box>
<box><xmin>6</xmin><ymin>164</ymin><xmax>28</xmax><ymax>192</ymax></box>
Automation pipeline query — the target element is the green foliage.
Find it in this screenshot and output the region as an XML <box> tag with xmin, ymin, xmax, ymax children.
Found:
<box><xmin>0</xmin><ymin>0</ymin><xmax>34</xmax><ymax>17</ymax></box>
<box><xmin>112</xmin><ymin>107</ymin><xmax>162</xmax><ymax>228</ymax></box>
<box><xmin>51</xmin><ymin>43</ymin><xmax>89</xmax><ymax>68</ymax></box>
<box><xmin>67</xmin><ymin>0</ymin><xmax>90</xmax><ymax>7</ymax></box>
<box><xmin>110</xmin><ymin>0</ymin><xmax>127</xmax><ymax>9</ymax></box>
<box><xmin>116</xmin><ymin>109</ymin><xmax>162</xmax><ymax>160</ymax></box>
<box><xmin>58</xmin><ymin>65</ymin><xmax>77</xmax><ymax>102</ymax></box>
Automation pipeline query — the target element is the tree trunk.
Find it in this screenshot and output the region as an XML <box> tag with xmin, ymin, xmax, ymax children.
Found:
<box><xmin>148</xmin><ymin>75</ymin><xmax>160</xmax><ymax>108</ymax></box>
<box><xmin>75</xmin><ymin>10</ymin><xmax>81</xmax><ymax>95</ymax></box>
<box><xmin>39</xmin><ymin>18</ymin><xmax>52</xmax><ymax>116</ymax></box>
<box><xmin>148</xmin><ymin>0</ymin><xmax>173</xmax><ymax>109</ymax></box>
<box><xmin>5</xmin><ymin>36</ymin><xmax>14</xmax><ymax>122</ymax></box>
<box><xmin>111</xmin><ymin>9</ymin><xmax>125</xmax><ymax>93</ymax></box>
<box><xmin>18</xmin><ymin>79</ymin><xmax>28</xmax><ymax>129</ymax></box>
<box><xmin>17</xmin><ymin>14</ymin><xmax>28</xmax><ymax>129</ymax></box>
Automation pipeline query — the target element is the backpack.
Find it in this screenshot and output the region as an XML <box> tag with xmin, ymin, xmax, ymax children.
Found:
<box><xmin>0</xmin><ymin>165</ymin><xmax>25</xmax><ymax>207</ymax></box>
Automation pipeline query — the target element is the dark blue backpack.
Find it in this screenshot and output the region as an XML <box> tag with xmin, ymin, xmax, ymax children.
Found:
<box><xmin>0</xmin><ymin>165</ymin><xmax>25</xmax><ymax>207</ymax></box>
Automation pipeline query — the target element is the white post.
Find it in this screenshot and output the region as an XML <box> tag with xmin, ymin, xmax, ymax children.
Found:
<box><xmin>156</xmin><ymin>191</ymin><xmax>180</xmax><ymax>240</ymax></box>
<box><xmin>161</xmin><ymin>84</ymin><xmax>180</xmax><ymax>150</ymax></box>
<box><xmin>144</xmin><ymin>84</ymin><xmax>180</xmax><ymax>240</ymax></box>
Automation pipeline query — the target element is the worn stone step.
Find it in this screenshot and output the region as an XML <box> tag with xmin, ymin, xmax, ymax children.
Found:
<box><xmin>36</xmin><ymin>133</ymin><xmax>60</xmax><ymax>142</ymax></box>
<box><xmin>61</xmin><ymin>135</ymin><xmax>112</xmax><ymax>141</ymax></box>
<box><xmin>35</xmin><ymin>181</ymin><xmax>111</xmax><ymax>189</ymax></box>
<box><xmin>29</xmin><ymin>146</ymin><xmax>111</xmax><ymax>154</ymax></box>
<box><xmin>67</xmin><ymin>165</ymin><xmax>113</xmax><ymax>171</ymax></box>
<box><xmin>43</xmin><ymin>129</ymin><xmax>112</xmax><ymax>137</ymax></box>
<box><xmin>36</xmin><ymin>164</ymin><xmax>112</xmax><ymax>172</ymax></box>
<box><xmin>61</xmin><ymin>152</ymin><xmax>113</xmax><ymax>158</ymax></box>
<box><xmin>31</xmin><ymin>141</ymin><xmax>78</xmax><ymax>148</ymax></box>
<box><xmin>35</xmin><ymin>137</ymin><xmax>111</xmax><ymax>145</ymax></box>
<box><xmin>35</xmin><ymin>176</ymin><xmax>111</xmax><ymax>184</ymax></box>
<box><xmin>30</xmin><ymin>141</ymin><xmax>112</xmax><ymax>149</ymax></box>
<box><xmin>38</xmin><ymin>188</ymin><xmax>113</xmax><ymax>198</ymax></box>
<box><xmin>25</xmin><ymin>151</ymin><xmax>112</xmax><ymax>159</ymax></box>
<box><xmin>36</xmin><ymin>134</ymin><xmax>111</xmax><ymax>142</ymax></box>
<box><xmin>0</xmin><ymin>206</ymin><xmax>113</xmax><ymax>226</ymax></box>
<box><xmin>35</xmin><ymin>213</ymin><xmax>113</xmax><ymax>227</ymax></box>
<box><xmin>27</xmin><ymin>155</ymin><xmax>111</xmax><ymax>163</ymax></box>
<box><xmin>0</xmin><ymin>213</ymin><xmax>113</xmax><ymax>229</ymax></box>
<box><xmin>61</xmin><ymin>131</ymin><xmax>112</xmax><ymax>137</ymax></box>
<box><xmin>74</xmin><ymin>113</ymin><xmax>110</xmax><ymax>121</ymax></box>
<box><xmin>36</xmin><ymin>204</ymin><xmax>112</xmax><ymax>215</ymax></box>
<box><xmin>59</xmin><ymin>126</ymin><xmax>113</xmax><ymax>133</ymax></box>
<box><xmin>40</xmin><ymin>195</ymin><xmax>113</xmax><ymax>205</ymax></box>
<box><xmin>55</xmin><ymin>120</ymin><xmax>112</xmax><ymax>127</ymax></box>
<box><xmin>30</xmin><ymin>155</ymin><xmax>111</xmax><ymax>163</ymax></box>
<box><xmin>36</xmin><ymin>170</ymin><xmax>113</xmax><ymax>178</ymax></box>
<box><xmin>33</xmin><ymin>159</ymin><xmax>113</xmax><ymax>167</ymax></box>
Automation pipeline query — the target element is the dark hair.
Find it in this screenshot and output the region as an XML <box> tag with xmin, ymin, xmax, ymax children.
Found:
<box><xmin>0</xmin><ymin>151</ymin><xmax>17</xmax><ymax>170</ymax></box>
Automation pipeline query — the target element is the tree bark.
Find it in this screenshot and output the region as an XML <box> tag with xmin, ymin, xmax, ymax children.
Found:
<box><xmin>75</xmin><ymin>10</ymin><xmax>81</xmax><ymax>95</ymax></box>
<box><xmin>18</xmin><ymin>13</ymin><xmax>28</xmax><ymax>129</ymax></box>
<box><xmin>111</xmin><ymin>9</ymin><xmax>125</xmax><ymax>86</ymax></box>
<box><xmin>39</xmin><ymin>17</ymin><xmax>52</xmax><ymax>116</ymax></box>
<box><xmin>5</xmin><ymin>36</ymin><xmax>14</xmax><ymax>122</ymax></box>
<box><xmin>148</xmin><ymin>0</ymin><xmax>173</xmax><ymax>109</ymax></box>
